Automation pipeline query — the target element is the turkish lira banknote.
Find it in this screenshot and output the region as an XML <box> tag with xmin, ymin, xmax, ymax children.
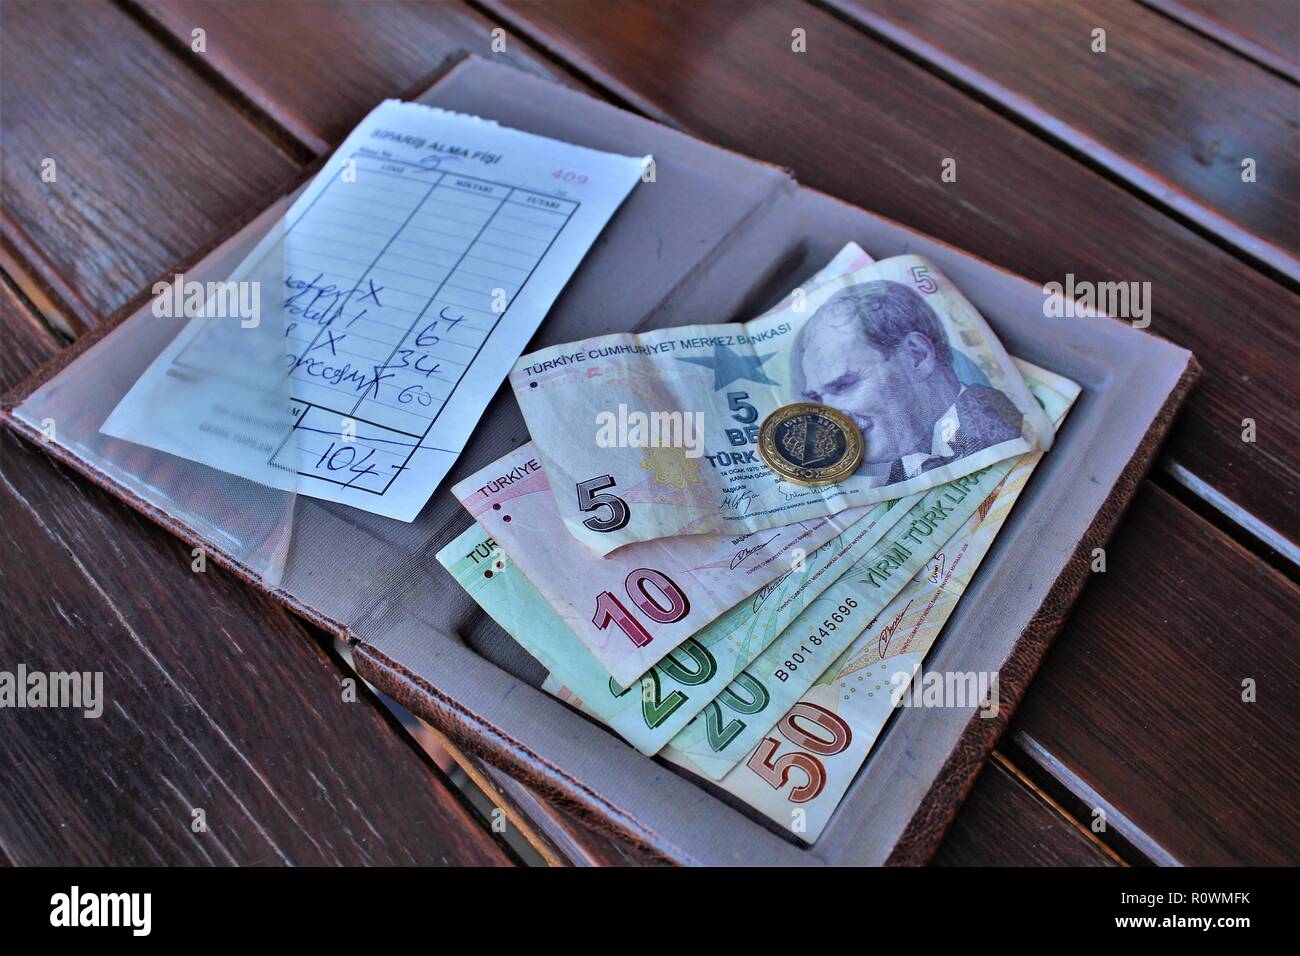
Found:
<box><xmin>450</xmin><ymin>443</ymin><xmax>902</xmax><ymax>686</ymax></box>
<box><xmin>511</xmin><ymin>254</ymin><xmax>1054</xmax><ymax>555</ymax></box>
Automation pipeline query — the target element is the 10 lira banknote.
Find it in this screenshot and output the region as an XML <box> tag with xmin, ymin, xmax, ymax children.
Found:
<box><xmin>510</xmin><ymin>254</ymin><xmax>1055</xmax><ymax>555</ymax></box>
<box><xmin>449</xmin><ymin>443</ymin><xmax>897</xmax><ymax>686</ymax></box>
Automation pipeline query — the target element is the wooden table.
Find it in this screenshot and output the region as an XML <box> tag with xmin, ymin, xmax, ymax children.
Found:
<box><xmin>1</xmin><ymin>0</ymin><xmax>1295</xmax><ymax>866</ymax></box>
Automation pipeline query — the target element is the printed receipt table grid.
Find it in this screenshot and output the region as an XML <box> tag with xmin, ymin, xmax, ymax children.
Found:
<box><xmin>175</xmin><ymin>150</ymin><xmax>577</xmax><ymax>495</ymax></box>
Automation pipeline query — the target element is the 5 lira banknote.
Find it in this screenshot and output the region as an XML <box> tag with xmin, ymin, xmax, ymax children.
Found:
<box><xmin>509</xmin><ymin>253</ymin><xmax>1056</xmax><ymax>555</ymax></box>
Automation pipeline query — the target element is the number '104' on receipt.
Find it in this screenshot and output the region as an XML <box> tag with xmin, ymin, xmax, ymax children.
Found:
<box><xmin>102</xmin><ymin>100</ymin><xmax>650</xmax><ymax>522</ymax></box>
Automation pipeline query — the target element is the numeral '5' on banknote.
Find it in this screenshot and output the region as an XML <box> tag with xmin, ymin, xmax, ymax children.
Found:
<box><xmin>511</xmin><ymin>254</ymin><xmax>1054</xmax><ymax>556</ymax></box>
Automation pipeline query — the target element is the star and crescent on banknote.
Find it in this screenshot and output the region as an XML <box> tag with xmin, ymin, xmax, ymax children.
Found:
<box><xmin>439</xmin><ymin>241</ymin><xmax>1078</xmax><ymax>842</ymax></box>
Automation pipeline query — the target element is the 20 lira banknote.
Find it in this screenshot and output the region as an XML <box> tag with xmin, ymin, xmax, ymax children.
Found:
<box><xmin>511</xmin><ymin>254</ymin><xmax>1054</xmax><ymax>555</ymax></box>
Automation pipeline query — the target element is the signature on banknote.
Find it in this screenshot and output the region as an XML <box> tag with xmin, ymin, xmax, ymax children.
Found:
<box><xmin>876</xmin><ymin>598</ymin><xmax>915</xmax><ymax>658</ymax></box>
<box><xmin>750</xmin><ymin>569</ymin><xmax>794</xmax><ymax>613</ymax></box>
<box><xmin>775</xmin><ymin>480</ymin><xmax>829</xmax><ymax>503</ymax></box>
<box><xmin>730</xmin><ymin>533</ymin><xmax>781</xmax><ymax>570</ymax></box>
<box><xmin>720</xmin><ymin>486</ymin><xmax>760</xmax><ymax>515</ymax></box>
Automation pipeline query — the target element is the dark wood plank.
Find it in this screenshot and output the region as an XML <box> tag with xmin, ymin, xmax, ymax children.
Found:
<box><xmin>368</xmin><ymin>691</ymin><xmax>661</xmax><ymax>865</ymax></box>
<box><xmin>934</xmin><ymin>755</ymin><xmax>1120</xmax><ymax>866</ymax></box>
<box><xmin>0</xmin><ymin>282</ymin><xmax>514</xmax><ymax>866</ymax></box>
<box><xmin>488</xmin><ymin>0</ymin><xmax>1298</xmax><ymax>565</ymax></box>
<box><xmin>130</xmin><ymin>0</ymin><xmax>586</xmax><ymax>155</ymax></box>
<box><xmin>1142</xmin><ymin>0</ymin><xmax>1300</xmax><ymax>82</ymax></box>
<box><xmin>0</xmin><ymin>282</ymin><xmax>64</xmax><ymax>391</ymax></box>
<box><xmin>0</xmin><ymin>0</ymin><xmax>299</xmax><ymax>333</ymax></box>
<box><xmin>832</xmin><ymin>0</ymin><xmax>1300</xmax><ymax>281</ymax></box>
<box><xmin>1009</xmin><ymin>483</ymin><xmax>1300</xmax><ymax>865</ymax></box>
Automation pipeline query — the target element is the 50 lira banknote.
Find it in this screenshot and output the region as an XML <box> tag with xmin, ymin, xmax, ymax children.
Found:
<box><xmin>511</xmin><ymin>254</ymin><xmax>1054</xmax><ymax>555</ymax></box>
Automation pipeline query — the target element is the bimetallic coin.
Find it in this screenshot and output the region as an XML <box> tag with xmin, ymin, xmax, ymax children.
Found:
<box><xmin>757</xmin><ymin>402</ymin><xmax>863</xmax><ymax>487</ymax></box>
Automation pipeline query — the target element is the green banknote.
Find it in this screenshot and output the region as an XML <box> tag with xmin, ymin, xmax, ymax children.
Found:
<box><xmin>709</xmin><ymin>395</ymin><xmax>1074</xmax><ymax>839</ymax></box>
<box><xmin>700</xmin><ymin>365</ymin><xmax>1079</xmax><ymax>840</ymax></box>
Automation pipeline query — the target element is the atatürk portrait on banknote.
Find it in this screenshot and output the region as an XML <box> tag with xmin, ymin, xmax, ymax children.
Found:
<box><xmin>792</xmin><ymin>280</ymin><xmax>1024</xmax><ymax>485</ymax></box>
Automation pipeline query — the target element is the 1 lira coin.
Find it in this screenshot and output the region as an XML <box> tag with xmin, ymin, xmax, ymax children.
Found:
<box><xmin>757</xmin><ymin>402</ymin><xmax>864</xmax><ymax>487</ymax></box>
